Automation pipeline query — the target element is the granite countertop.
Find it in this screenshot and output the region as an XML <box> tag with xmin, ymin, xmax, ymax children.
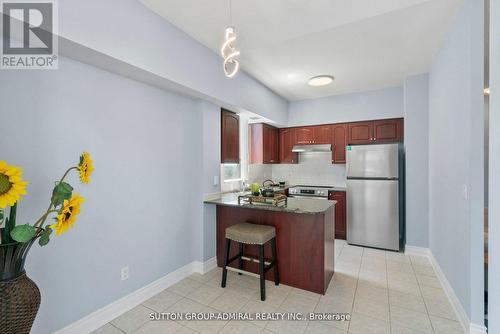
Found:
<box><xmin>204</xmin><ymin>192</ymin><xmax>336</xmax><ymax>214</ymax></box>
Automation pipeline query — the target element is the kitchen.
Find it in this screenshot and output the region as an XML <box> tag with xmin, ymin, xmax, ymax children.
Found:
<box><xmin>1</xmin><ymin>1</ymin><xmax>487</xmax><ymax>333</ymax></box>
<box><xmin>206</xmin><ymin>109</ymin><xmax>405</xmax><ymax>296</ymax></box>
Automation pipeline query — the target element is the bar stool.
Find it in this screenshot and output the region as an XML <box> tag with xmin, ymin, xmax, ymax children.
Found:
<box><xmin>221</xmin><ymin>222</ymin><xmax>279</xmax><ymax>301</ymax></box>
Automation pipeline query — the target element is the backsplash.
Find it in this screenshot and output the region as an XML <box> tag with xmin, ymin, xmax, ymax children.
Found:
<box><xmin>248</xmin><ymin>152</ymin><xmax>346</xmax><ymax>187</ymax></box>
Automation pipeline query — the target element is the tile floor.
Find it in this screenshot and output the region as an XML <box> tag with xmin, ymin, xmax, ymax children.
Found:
<box><xmin>92</xmin><ymin>240</ymin><xmax>464</xmax><ymax>334</ymax></box>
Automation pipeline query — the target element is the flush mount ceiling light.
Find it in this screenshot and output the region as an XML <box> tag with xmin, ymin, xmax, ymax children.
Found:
<box><xmin>221</xmin><ymin>0</ymin><xmax>240</xmax><ymax>78</ymax></box>
<box><xmin>484</xmin><ymin>87</ymin><xmax>490</xmax><ymax>96</ymax></box>
<box><xmin>308</xmin><ymin>75</ymin><xmax>335</xmax><ymax>87</ymax></box>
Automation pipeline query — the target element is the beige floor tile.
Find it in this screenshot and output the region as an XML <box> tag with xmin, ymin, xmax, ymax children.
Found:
<box><xmin>388</xmin><ymin>279</ymin><xmax>421</xmax><ymax>296</ymax></box>
<box><xmin>250</xmin><ymin>284</ymin><xmax>290</xmax><ymax>307</ymax></box>
<box><xmin>143</xmin><ymin>289</ymin><xmax>183</xmax><ymax>312</ymax></box>
<box><xmin>279</xmin><ymin>293</ymin><xmax>319</xmax><ymax>313</ymax></box>
<box><xmin>390</xmin><ymin>324</ymin><xmax>431</xmax><ymax>333</ymax></box>
<box><xmin>324</xmin><ymin>284</ymin><xmax>356</xmax><ymax>303</ymax></box>
<box><xmin>416</xmin><ymin>274</ymin><xmax>442</xmax><ymax>289</ymax></box>
<box><xmin>389</xmin><ymin>291</ymin><xmax>427</xmax><ymax>313</ymax></box>
<box><xmin>174</xmin><ymin>327</ymin><xmax>199</xmax><ymax>334</ymax></box>
<box><xmin>111</xmin><ymin>305</ymin><xmax>152</xmax><ymax>333</ymax></box>
<box><xmin>239</xmin><ymin>300</ymin><xmax>279</xmax><ymax>328</ymax></box>
<box><xmin>389</xmin><ymin>305</ymin><xmax>433</xmax><ymax>334</ymax></box>
<box><xmin>210</xmin><ymin>290</ymin><xmax>249</xmax><ymax>312</ymax></box>
<box><xmin>353</xmin><ymin>295</ymin><xmax>390</xmax><ymax>321</ymax></box>
<box><xmin>305</xmin><ymin>321</ymin><xmax>347</xmax><ymax>333</ymax></box>
<box><xmin>168</xmin><ymin>278</ymin><xmax>203</xmax><ymax>297</ymax></box>
<box><xmin>166</xmin><ymin>298</ymin><xmax>209</xmax><ymax>326</ymax></box>
<box><xmin>420</xmin><ymin>285</ymin><xmax>447</xmax><ymax>300</ymax></box>
<box><xmin>355</xmin><ymin>282</ymin><xmax>388</xmax><ymax>302</ymax></box>
<box><xmin>264</xmin><ymin>318</ymin><xmax>309</xmax><ymax>334</ymax></box>
<box><xmin>386</xmin><ymin>252</ymin><xmax>411</xmax><ymax>264</ymax></box>
<box><xmin>315</xmin><ymin>295</ymin><xmax>353</xmax><ymax>314</ymax></box>
<box><xmin>348</xmin><ymin>312</ymin><xmax>390</xmax><ymax>334</ymax></box>
<box><xmin>412</xmin><ymin>264</ymin><xmax>436</xmax><ymax>277</ymax></box>
<box><xmin>186</xmin><ymin>284</ymin><xmax>225</xmax><ymax>305</ymax></box>
<box><xmin>133</xmin><ymin>320</ymin><xmax>182</xmax><ymax>334</ymax></box>
<box><xmin>219</xmin><ymin>320</ymin><xmax>263</xmax><ymax>334</ymax></box>
<box><xmin>388</xmin><ymin>271</ymin><xmax>418</xmax><ymax>284</ymax></box>
<box><xmin>424</xmin><ymin>297</ymin><xmax>457</xmax><ymax>320</ymax></box>
<box><xmin>429</xmin><ymin>316</ymin><xmax>465</xmax><ymax>334</ymax></box>
<box><xmin>387</xmin><ymin>261</ymin><xmax>413</xmax><ymax>274</ymax></box>
<box><xmin>91</xmin><ymin>323</ymin><xmax>124</xmax><ymax>334</ymax></box>
<box><xmin>409</xmin><ymin>256</ymin><xmax>432</xmax><ymax>266</ymax></box>
<box><xmin>289</xmin><ymin>288</ymin><xmax>321</xmax><ymax>302</ymax></box>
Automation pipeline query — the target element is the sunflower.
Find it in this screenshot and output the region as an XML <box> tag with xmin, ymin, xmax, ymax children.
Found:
<box><xmin>50</xmin><ymin>194</ymin><xmax>85</xmax><ymax>235</ymax></box>
<box><xmin>78</xmin><ymin>152</ymin><xmax>94</xmax><ymax>184</ymax></box>
<box><xmin>0</xmin><ymin>161</ymin><xmax>28</xmax><ymax>208</ymax></box>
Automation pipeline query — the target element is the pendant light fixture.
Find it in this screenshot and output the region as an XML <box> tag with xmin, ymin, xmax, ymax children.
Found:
<box><xmin>221</xmin><ymin>0</ymin><xmax>240</xmax><ymax>78</ymax></box>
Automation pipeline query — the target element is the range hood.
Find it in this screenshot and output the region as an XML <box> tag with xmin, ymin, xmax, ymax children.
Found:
<box><xmin>292</xmin><ymin>144</ymin><xmax>332</xmax><ymax>153</ymax></box>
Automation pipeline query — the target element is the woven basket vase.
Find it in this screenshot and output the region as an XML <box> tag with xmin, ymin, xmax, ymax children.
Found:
<box><xmin>0</xmin><ymin>241</ymin><xmax>41</xmax><ymax>334</ymax></box>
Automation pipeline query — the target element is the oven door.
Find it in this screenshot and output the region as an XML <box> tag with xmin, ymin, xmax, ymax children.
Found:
<box><xmin>289</xmin><ymin>195</ymin><xmax>328</xmax><ymax>200</ymax></box>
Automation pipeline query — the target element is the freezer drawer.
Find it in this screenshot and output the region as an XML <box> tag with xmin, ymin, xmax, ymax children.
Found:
<box><xmin>347</xmin><ymin>179</ymin><xmax>399</xmax><ymax>250</ymax></box>
<box><xmin>346</xmin><ymin>143</ymin><xmax>399</xmax><ymax>178</ymax></box>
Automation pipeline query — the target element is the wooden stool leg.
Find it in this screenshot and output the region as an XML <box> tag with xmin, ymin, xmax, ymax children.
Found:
<box><xmin>259</xmin><ymin>244</ymin><xmax>266</xmax><ymax>301</ymax></box>
<box><xmin>221</xmin><ymin>238</ymin><xmax>231</xmax><ymax>288</ymax></box>
<box><xmin>271</xmin><ymin>237</ymin><xmax>279</xmax><ymax>286</ymax></box>
<box><xmin>238</xmin><ymin>243</ymin><xmax>244</xmax><ymax>275</ymax></box>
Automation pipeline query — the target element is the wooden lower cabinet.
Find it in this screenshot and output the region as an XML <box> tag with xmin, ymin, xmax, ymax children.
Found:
<box><xmin>329</xmin><ymin>191</ymin><xmax>346</xmax><ymax>240</ymax></box>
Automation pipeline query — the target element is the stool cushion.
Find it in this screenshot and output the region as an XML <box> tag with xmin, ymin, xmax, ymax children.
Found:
<box><xmin>225</xmin><ymin>223</ymin><xmax>276</xmax><ymax>245</ymax></box>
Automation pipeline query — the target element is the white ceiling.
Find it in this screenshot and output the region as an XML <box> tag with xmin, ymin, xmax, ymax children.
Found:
<box><xmin>141</xmin><ymin>0</ymin><xmax>464</xmax><ymax>101</ymax></box>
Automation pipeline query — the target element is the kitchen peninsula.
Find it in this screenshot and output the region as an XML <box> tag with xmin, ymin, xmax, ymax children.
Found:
<box><xmin>205</xmin><ymin>193</ymin><xmax>336</xmax><ymax>294</ymax></box>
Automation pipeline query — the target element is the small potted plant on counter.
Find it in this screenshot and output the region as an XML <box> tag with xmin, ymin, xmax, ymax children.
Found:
<box><xmin>0</xmin><ymin>152</ymin><xmax>94</xmax><ymax>334</ymax></box>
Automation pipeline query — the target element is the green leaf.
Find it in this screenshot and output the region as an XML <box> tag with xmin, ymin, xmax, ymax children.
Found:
<box><xmin>51</xmin><ymin>182</ymin><xmax>73</xmax><ymax>207</ymax></box>
<box><xmin>39</xmin><ymin>228</ymin><xmax>52</xmax><ymax>246</ymax></box>
<box><xmin>10</xmin><ymin>224</ymin><xmax>36</xmax><ymax>243</ymax></box>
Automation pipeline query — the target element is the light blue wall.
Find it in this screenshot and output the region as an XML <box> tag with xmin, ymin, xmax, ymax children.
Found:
<box><xmin>428</xmin><ymin>0</ymin><xmax>484</xmax><ymax>324</ymax></box>
<box><xmin>287</xmin><ymin>86</ymin><xmax>404</xmax><ymax>126</ymax></box>
<box><xmin>200</xmin><ymin>101</ymin><xmax>221</xmax><ymax>261</ymax></box>
<box><xmin>404</xmin><ymin>74</ymin><xmax>429</xmax><ymax>248</ymax></box>
<box><xmin>489</xmin><ymin>0</ymin><xmax>499</xmax><ymax>331</ymax></box>
<box><xmin>0</xmin><ymin>57</ymin><xmax>206</xmax><ymax>333</ymax></box>
<box><xmin>56</xmin><ymin>0</ymin><xmax>288</xmax><ymax>125</ymax></box>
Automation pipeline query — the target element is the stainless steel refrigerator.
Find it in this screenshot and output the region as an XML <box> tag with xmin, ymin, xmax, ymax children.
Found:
<box><xmin>346</xmin><ymin>143</ymin><xmax>405</xmax><ymax>251</ymax></box>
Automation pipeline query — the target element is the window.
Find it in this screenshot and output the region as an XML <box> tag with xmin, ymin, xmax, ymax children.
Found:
<box><xmin>221</xmin><ymin>163</ymin><xmax>241</xmax><ymax>182</ymax></box>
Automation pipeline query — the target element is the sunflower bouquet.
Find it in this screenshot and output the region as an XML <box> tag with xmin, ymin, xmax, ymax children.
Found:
<box><xmin>0</xmin><ymin>152</ymin><xmax>94</xmax><ymax>246</ymax></box>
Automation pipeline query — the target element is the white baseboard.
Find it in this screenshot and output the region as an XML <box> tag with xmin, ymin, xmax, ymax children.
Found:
<box><xmin>406</xmin><ymin>246</ymin><xmax>487</xmax><ymax>334</ymax></box>
<box><xmin>404</xmin><ymin>245</ymin><xmax>431</xmax><ymax>257</ymax></box>
<box><xmin>54</xmin><ymin>258</ymin><xmax>214</xmax><ymax>334</ymax></box>
<box><xmin>427</xmin><ymin>252</ymin><xmax>471</xmax><ymax>334</ymax></box>
<box><xmin>469</xmin><ymin>323</ymin><xmax>488</xmax><ymax>334</ymax></box>
<box><xmin>203</xmin><ymin>256</ymin><xmax>217</xmax><ymax>273</ymax></box>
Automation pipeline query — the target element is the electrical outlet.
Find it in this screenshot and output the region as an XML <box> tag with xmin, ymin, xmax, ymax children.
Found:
<box><xmin>121</xmin><ymin>266</ymin><xmax>129</xmax><ymax>281</ymax></box>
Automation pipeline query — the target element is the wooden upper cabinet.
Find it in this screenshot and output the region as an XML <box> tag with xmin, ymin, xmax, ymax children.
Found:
<box><xmin>373</xmin><ymin>119</ymin><xmax>403</xmax><ymax>142</ymax></box>
<box><xmin>249</xmin><ymin>123</ymin><xmax>279</xmax><ymax>164</ymax></box>
<box><xmin>279</xmin><ymin>128</ymin><xmax>298</xmax><ymax>164</ymax></box>
<box><xmin>221</xmin><ymin>109</ymin><xmax>239</xmax><ymax>163</ymax></box>
<box><xmin>348</xmin><ymin>119</ymin><xmax>403</xmax><ymax>144</ymax></box>
<box><xmin>347</xmin><ymin>121</ymin><xmax>373</xmax><ymax>144</ymax></box>
<box><xmin>313</xmin><ymin>125</ymin><xmax>333</xmax><ymax>144</ymax></box>
<box><xmin>332</xmin><ymin>124</ymin><xmax>347</xmax><ymax>163</ymax></box>
<box><xmin>295</xmin><ymin>127</ymin><xmax>314</xmax><ymax>144</ymax></box>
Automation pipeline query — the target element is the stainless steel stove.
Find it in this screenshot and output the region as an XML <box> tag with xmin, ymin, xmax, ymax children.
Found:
<box><xmin>288</xmin><ymin>185</ymin><xmax>334</xmax><ymax>199</ymax></box>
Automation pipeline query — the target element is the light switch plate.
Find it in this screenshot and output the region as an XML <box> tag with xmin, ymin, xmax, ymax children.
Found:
<box><xmin>213</xmin><ymin>175</ymin><xmax>220</xmax><ymax>186</ymax></box>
